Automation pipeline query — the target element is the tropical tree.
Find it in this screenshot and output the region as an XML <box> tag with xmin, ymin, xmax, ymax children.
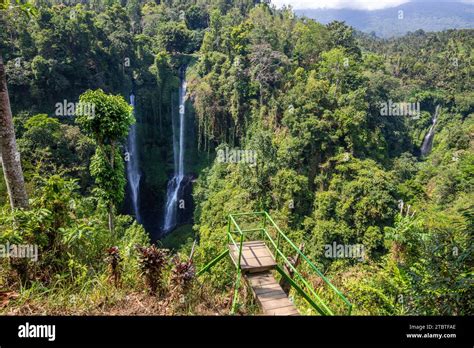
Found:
<box><xmin>76</xmin><ymin>89</ymin><xmax>133</xmax><ymax>234</ymax></box>
<box><xmin>0</xmin><ymin>0</ymin><xmax>36</xmax><ymax>210</ymax></box>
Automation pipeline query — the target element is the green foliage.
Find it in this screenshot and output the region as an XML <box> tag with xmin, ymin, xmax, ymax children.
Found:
<box><xmin>76</xmin><ymin>89</ymin><xmax>133</xmax><ymax>214</ymax></box>
<box><xmin>160</xmin><ymin>224</ymin><xmax>195</xmax><ymax>251</ymax></box>
<box><xmin>1</xmin><ymin>0</ymin><xmax>472</xmax><ymax>316</ymax></box>
<box><xmin>15</xmin><ymin>114</ymin><xmax>94</xmax><ymax>186</ymax></box>
<box><xmin>293</xmin><ymin>20</ymin><xmax>329</xmax><ymax>69</ymax></box>
<box><xmin>189</xmin><ymin>1</ymin><xmax>473</xmax><ymax>316</ymax></box>
<box><xmin>157</xmin><ymin>21</ymin><xmax>194</xmax><ymax>54</ymax></box>
<box><xmin>327</xmin><ymin>20</ymin><xmax>361</xmax><ymax>58</ymax></box>
<box><xmin>77</xmin><ymin>89</ymin><xmax>133</xmax><ymax>145</ymax></box>
<box><xmin>90</xmin><ymin>146</ymin><xmax>126</xmax><ymax>205</ymax></box>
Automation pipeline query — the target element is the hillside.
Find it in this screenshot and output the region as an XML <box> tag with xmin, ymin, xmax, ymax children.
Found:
<box><xmin>296</xmin><ymin>1</ymin><xmax>474</xmax><ymax>38</ymax></box>
<box><xmin>0</xmin><ymin>0</ymin><xmax>472</xmax><ymax>317</ymax></box>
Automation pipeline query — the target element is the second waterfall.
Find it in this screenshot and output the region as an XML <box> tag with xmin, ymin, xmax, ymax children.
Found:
<box><xmin>162</xmin><ymin>66</ymin><xmax>187</xmax><ymax>233</ymax></box>
<box><xmin>127</xmin><ymin>93</ymin><xmax>141</xmax><ymax>224</ymax></box>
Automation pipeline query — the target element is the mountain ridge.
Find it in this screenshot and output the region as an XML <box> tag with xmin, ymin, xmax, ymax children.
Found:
<box><xmin>295</xmin><ymin>1</ymin><xmax>474</xmax><ymax>38</ymax></box>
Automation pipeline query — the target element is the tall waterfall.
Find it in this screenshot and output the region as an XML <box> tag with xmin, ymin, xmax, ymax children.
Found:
<box><xmin>421</xmin><ymin>105</ymin><xmax>441</xmax><ymax>157</ymax></box>
<box><xmin>163</xmin><ymin>67</ymin><xmax>187</xmax><ymax>233</ymax></box>
<box><xmin>126</xmin><ymin>93</ymin><xmax>141</xmax><ymax>223</ymax></box>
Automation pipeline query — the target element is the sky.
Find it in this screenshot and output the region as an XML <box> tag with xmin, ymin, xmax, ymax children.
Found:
<box><xmin>270</xmin><ymin>0</ymin><xmax>471</xmax><ymax>10</ymax></box>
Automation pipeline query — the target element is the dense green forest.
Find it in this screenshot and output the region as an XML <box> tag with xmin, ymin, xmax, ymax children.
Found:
<box><xmin>0</xmin><ymin>0</ymin><xmax>472</xmax><ymax>315</ymax></box>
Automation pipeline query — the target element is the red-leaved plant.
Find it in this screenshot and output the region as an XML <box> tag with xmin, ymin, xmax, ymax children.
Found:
<box><xmin>136</xmin><ymin>245</ymin><xmax>169</xmax><ymax>295</ymax></box>
<box><xmin>106</xmin><ymin>246</ymin><xmax>122</xmax><ymax>288</ymax></box>
<box><xmin>170</xmin><ymin>256</ymin><xmax>195</xmax><ymax>296</ymax></box>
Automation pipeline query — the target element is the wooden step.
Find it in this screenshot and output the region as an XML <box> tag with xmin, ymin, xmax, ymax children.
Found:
<box><xmin>229</xmin><ymin>241</ymin><xmax>277</xmax><ymax>273</ymax></box>
<box><xmin>246</xmin><ymin>271</ymin><xmax>299</xmax><ymax>316</ymax></box>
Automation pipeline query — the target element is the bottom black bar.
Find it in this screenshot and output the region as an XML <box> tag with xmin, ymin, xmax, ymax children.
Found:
<box><xmin>0</xmin><ymin>316</ymin><xmax>472</xmax><ymax>346</ymax></box>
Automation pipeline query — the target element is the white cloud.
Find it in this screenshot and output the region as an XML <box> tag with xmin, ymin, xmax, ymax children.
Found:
<box><xmin>271</xmin><ymin>0</ymin><xmax>411</xmax><ymax>10</ymax></box>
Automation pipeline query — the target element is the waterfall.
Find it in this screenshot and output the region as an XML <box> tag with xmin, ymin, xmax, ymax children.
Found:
<box><xmin>421</xmin><ymin>105</ymin><xmax>441</xmax><ymax>157</ymax></box>
<box><xmin>126</xmin><ymin>93</ymin><xmax>141</xmax><ymax>223</ymax></box>
<box><xmin>163</xmin><ymin>67</ymin><xmax>187</xmax><ymax>233</ymax></box>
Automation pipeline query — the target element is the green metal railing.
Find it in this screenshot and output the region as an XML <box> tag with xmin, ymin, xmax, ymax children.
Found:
<box><xmin>261</xmin><ymin>212</ymin><xmax>352</xmax><ymax>315</ymax></box>
<box><xmin>198</xmin><ymin>211</ymin><xmax>352</xmax><ymax>315</ymax></box>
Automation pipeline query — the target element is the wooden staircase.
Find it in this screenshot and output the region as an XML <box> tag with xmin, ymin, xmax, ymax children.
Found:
<box><xmin>196</xmin><ymin>211</ymin><xmax>352</xmax><ymax>316</ymax></box>
<box><xmin>229</xmin><ymin>241</ymin><xmax>299</xmax><ymax>316</ymax></box>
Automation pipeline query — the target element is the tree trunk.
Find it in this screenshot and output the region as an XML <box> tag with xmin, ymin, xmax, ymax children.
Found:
<box><xmin>0</xmin><ymin>53</ymin><xmax>28</xmax><ymax>210</ymax></box>
<box><xmin>108</xmin><ymin>202</ymin><xmax>115</xmax><ymax>235</ymax></box>
<box><xmin>108</xmin><ymin>143</ymin><xmax>115</xmax><ymax>234</ymax></box>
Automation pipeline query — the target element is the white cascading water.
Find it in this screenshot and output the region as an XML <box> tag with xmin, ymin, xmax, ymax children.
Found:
<box><xmin>163</xmin><ymin>67</ymin><xmax>187</xmax><ymax>233</ymax></box>
<box><xmin>421</xmin><ymin>105</ymin><xmax>440</xmax><ymax>157</ymax></box>
<box><xmin>126</xmin><ymin>93</ymin><xmax>141</xmax><ymax>223</ymax></box>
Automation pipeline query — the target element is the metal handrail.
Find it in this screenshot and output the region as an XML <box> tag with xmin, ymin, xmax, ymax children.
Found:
<box><xmin>227</xmin><ymin>211</ymin><xmax>352</xmax><ymax>315</ymax></box>
<box><xmin>228</xmin><ymin>215</ymin><xmax>244</xmax><ymax>269</ymax></box>
<box><xmin>263</xmin><ymin>212</ymin><xmax>353</xmax><ymax>314</ymax></box>
<box><xmin>261</xmin><ymin>227</ymin><xmax>334</xmax><ymax>315</ymax></box>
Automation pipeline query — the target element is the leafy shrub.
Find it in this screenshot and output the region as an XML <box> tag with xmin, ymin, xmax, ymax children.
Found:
<box><xmin>170</xmin><ymin>256</ymin><xmax>195</xmax><ymax>294</ymax></box>
<box><xmin>136</xmin><ymin>245</ymin><xmax>169</xmax><ymax>295</ymax></box>
<box><xmin>105</xmin><ymin>246</ymin><xmax>122</xmax><ymax>288</ymax></box>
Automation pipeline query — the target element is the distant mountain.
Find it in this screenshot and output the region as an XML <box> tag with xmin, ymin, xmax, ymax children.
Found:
<box><xmin>295</xmin><ymin>1</ymin><xmax>474</xmax><ymax>38</ymax></box>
